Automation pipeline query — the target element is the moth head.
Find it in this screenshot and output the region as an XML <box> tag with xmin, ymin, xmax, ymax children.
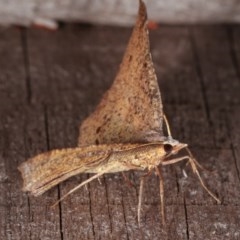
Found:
<box><xmin>163</xmin><ymin>137</ymin><xmax>188</xmax><ymax>156</ymax></box>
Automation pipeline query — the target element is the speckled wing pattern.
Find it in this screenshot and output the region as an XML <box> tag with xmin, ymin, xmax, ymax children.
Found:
<box><xmin>18</xmin><ymin>146</ymin><xmax>111</xmax><ymax>196</ymax></box>
<box><xmin>18</xmin><ymin>142</ymin><xmax>169</xmax><ymax>196</ymax></box>
<box><xmin>79</xmin><ymin>0</ymin><xmax>164</xmax><ymax>145</ymax></box>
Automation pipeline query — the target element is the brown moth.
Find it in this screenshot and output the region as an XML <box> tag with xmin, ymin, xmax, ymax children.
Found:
<box><xmin>18</xmin><ymin>0</ymin><xmax>220</xmax><ymax>225</ymax></box>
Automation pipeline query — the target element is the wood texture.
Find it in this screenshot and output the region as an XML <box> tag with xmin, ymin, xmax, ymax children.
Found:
<box><xmin>1</xmin><ymin>0</ymin><xmax>240</xmax><ymax>27</ymax></box>
<box><xmin>0</xmin><ymin>24</ymin><xmax>240</xmax><ymax>239</ymax></box>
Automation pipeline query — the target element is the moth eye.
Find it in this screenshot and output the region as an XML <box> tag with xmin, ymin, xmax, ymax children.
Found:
<box><xmin>163</xmin><ymin>144</ymin><xmax>173</xmax><ymax>153</ymax></box>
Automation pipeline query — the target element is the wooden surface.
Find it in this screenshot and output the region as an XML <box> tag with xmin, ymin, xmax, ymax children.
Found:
<box><xmin>0</xmin><ymin>24</ymin><xmax>240</xmax><ymax>239</ymax></box>
<box><xmin>1</xmin><ymin>0</ymin><xmax>240</xmax><ymax>27</ymax></box>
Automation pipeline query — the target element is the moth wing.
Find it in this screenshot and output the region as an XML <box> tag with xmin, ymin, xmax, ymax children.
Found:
<box><xmin>79</xmin><ymin>0</ymin><xmax>164</xmax><ymax>145</ymax></box>
<box><xmin>18</xmin><ymin>146</ymin><xmax>111</xmax><ymax>196</ymax></box>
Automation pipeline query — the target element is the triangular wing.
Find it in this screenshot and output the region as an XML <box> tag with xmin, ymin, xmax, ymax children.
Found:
<box><xmin>79</xmin><ymin>0</ymin><xmax>164</xmax><ymax>145</ymax></box>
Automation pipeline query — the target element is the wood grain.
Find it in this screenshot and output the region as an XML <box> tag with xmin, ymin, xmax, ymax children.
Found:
<box><xmin>0</xmin><ymin>24</ymin><xmax>240</xmax><ymax>239</ymax></box>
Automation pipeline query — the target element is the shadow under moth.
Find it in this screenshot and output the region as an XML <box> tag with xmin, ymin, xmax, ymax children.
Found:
<box><xmin>18</xmin><ymin>0</ymin><xmax>220</xmax><ymax>225</ymax></box>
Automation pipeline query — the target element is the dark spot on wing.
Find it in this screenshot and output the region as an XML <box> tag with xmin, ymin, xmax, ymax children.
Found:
<box><xmin>96</xmin><ymin>126</ymin><xmax>101</xmax><ymax>133</ymax></box>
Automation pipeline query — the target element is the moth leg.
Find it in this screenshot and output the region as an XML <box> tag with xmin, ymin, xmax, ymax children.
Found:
<box><xmin>155</xmin><ymin>166</ymin><xmax>165</xmax><ymax>225</ymax></box>
<box><xmin>186</xmin><ymin>147</ymin><xmax>215</xmax><ymax>173</ymax></box>
<box><xmin>162</xmin><ymin>156</ymin><xmax>221</xmax><ymax>204</ymax></box>
<box><xmin>51</xmin><ymin>171</ymin><xmax>107</xmax><ymax>207</ymax></box>
<box><xmin>179</xmin><ymin>149</ymin><xmax>220</xmax><ymax>203</ymax></box>
<box><xmin>97</xmin><ymin>177</ymin><xmax>102</xmax><ymax>185</ymax></box>
<box><xmin>121</xmin><ymin>162</ymin><xmax>144</xmax><ymax>188</ymax></box>
<box><xmin>137</xmin><ymin>169</ymin><xmax>153</xmax><ymax>226</ymax></box>
<box><xmin>188</xmin><ymin>157</ymin><xmax>221</xmax><ymax>204</ymax></box>
<box><xmin>122</xmin><ymin>172</ymin><xmax>135</xmax><ymax>187</ymax></box>
<box><xmin>142</xmin><ymin>169</ymin><xmax>154</xmax><ymax>178</ymax></box>
<box><xmin>162</xmin><ymin>156</ymin><xmax>189</xmax><ymax>166</ymax></box>
<box><xmin>138</xmin><ymin>177</ymin><xmax>144</xmax><ymax>226</ymax></box>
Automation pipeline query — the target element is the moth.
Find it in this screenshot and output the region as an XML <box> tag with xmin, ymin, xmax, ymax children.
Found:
<box><xmin>18</xmin><ymin>0</ymin><xmax>220</xmax><ymax>225</ymax></box>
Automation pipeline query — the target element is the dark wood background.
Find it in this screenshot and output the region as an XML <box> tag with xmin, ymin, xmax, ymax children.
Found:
<box><xmin>0</xmin><ymin>24</ymin><xmax>240</xmax><ymax>239</ymax></box>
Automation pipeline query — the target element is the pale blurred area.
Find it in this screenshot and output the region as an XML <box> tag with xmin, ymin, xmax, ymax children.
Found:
<box><xmin>0</xmin><ymin>0</ymin><xmax>240</xmax><ymax>28</ymax></box>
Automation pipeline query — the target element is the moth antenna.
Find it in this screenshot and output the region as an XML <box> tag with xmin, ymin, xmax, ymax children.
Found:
<box><xmin>155</xmin><ymin>166</ymin><xmax>166</xmax><ymax>225</ymax></box>
<box><xmin>186</xmin><ymin>149</ymin><xmax>221</xmax><ymax>204</ymax></box>
<box><xmin>51</xmin><ymin>171</ymin><xmax>106</xmax><ymax>208</ymax></box>
<box><xmin>163</xmin><ymin>114</ymin><xmax>172</xmax><ymax>138</ymax></box>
